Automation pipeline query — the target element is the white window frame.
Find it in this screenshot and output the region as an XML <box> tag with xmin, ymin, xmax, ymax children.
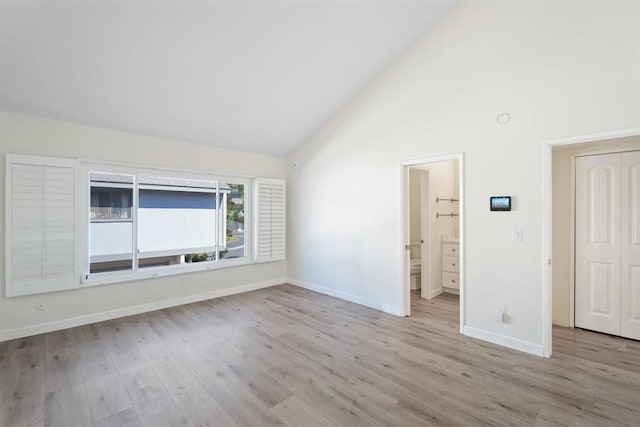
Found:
<box><xmin>79</xmin><ymin>161</ymin><xmax>254</xmax><ymax>287</ymax></box>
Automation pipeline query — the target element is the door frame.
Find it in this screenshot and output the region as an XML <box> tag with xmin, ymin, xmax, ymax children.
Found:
<box><xmin>417</xmin><ymin>170</ymin><xmax>430</xmax><ymax>298</ymax></box>
<box><xmin>542</xmin><ymin>126</ymin><xmax>640</xmax><ymax>358</ymax></box>
<box><xmin>406</xmin><ymin>169</ymin><xmax>430</xmax><ymax>299</ymax></box>
<box><xmin>401</xmin><ymin>152</ymin><xmax>464</xmax><ymax>334</ymax></box>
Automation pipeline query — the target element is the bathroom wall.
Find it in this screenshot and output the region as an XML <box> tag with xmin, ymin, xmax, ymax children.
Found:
<box><xmin>409</xmin><ymin>169</ymin><xmax>424</xmax><ymax>260</ymax></box>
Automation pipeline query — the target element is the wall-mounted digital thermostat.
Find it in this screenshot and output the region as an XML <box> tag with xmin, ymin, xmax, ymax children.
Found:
<box><xmin>490</xmin><ymin>196</ymin><xmax>511</xmax><ymax>211</ymax></box>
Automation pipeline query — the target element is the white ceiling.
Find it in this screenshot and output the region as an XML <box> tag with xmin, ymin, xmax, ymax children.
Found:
<box><xmin>0</xmin><ymin>1</ymin><xmax>454</xmax><ymax>157</ymax></box>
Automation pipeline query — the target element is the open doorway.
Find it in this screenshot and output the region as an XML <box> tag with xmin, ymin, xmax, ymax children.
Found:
<box><xmin>543</xmin><ymin>128</ymin><xmax>640</xmax><ymax>357</ymax></box>
<box><xmin>402</xmin><ymin>153</ymin><xmax>464</xmax><ymax>332</ymax></box>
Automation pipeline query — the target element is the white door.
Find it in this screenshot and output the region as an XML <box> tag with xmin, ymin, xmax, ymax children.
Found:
<box><xmin>575</xmin><ymin>153</ymin><xmax>622</xmax><ymax>335</ymax></box>
<box><xmin>575</xmin><ymin>150</ymin><xmax>640</xmax><ymax>339</ymax></box>
<box><xmin>621</xmin><ymin>151</ymin><xmax>640</xmax><ymax>340</ymax></box>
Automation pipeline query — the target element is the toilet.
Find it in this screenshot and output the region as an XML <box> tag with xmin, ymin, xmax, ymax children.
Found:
<box><xmin>410</xmin><ymin>258</ymin><xmax>421</xmax><ymax>290</ymax></box>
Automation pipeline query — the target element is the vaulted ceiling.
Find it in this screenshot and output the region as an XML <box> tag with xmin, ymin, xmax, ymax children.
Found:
<box><xmin>0</xmin><ymin>1</ymin><xmax>454</xmax><ymax>157</ymax></box>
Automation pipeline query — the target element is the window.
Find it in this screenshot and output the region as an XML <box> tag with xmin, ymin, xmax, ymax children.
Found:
<box><xmin>6</xmin><ymin>153</ymin><xmax>285</xmax><ymax>296</ymax></box>
<box><xmin>89</xmin><ymin>173</ymin><xmax>134</xmax><ymax>273</ymax></box>
<box><xmin>85</xmin><ymin>165</ymin><xmax>254</xmax><ymax>282</ymax></box>
<box><xmin>220</xmin><ymin>182</ymin><xmax>245</xmax><ymax>260</ymax></box>
<box><xmin>90</xmin><ymin>173</ymin><xmax>133</xmax><ymax>220</ymax></box>
<box><xmin>137</xmin><ymin>177</ymin><xmax>219</xmax><ymax>269</ymax></box>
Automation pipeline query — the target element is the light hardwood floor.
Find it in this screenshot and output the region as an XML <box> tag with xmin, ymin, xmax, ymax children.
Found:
<box><xmin>1</xmin><ymin>285</ymin><xmax>639</xmax><ymax>426</ymax></box>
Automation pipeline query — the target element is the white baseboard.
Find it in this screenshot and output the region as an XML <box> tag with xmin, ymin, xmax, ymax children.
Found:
<box><xmin>426</xmin><ymin>286</ymin><xmax>443</xmax><ymax>300</ymax></box>
<box><xmin>0</xmin><ymin>278</ymin><xmax>285</xmax><ymax>342</ymax></box>
<box><xmin>289</xmin><ymin>278</ymin><xmax>405</xmax><ymax>316</ymax></box>
<box><xmin>463</xmin><ymin>326</ymin><xmax>544</xmax><ymax>357</ymax></box>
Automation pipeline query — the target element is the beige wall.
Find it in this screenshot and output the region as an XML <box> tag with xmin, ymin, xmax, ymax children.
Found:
<box><xmin>551</xmin><ymin>146</ymin><xmax>573</xmax><ymax>327</ymax></box>
<box><xmin>287</xmin><ymin>0</ymin><xmax>640</xmax><ymax>354</ymax></box>
<box><xmin>552</xmin><ymin>136</ymin><xmax>640</xmax><ymax>327</ymax></box>
<box><xmin>0</xmin><ymin>111</ymin><xmax>288</xmax><ymax>339</ymax></box>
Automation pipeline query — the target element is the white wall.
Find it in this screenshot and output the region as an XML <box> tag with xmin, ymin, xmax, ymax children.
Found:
<box><xmin>0</xmin><ymin>111</ymin><xmax>288</xmax><ymax>340</ymax></box>
<box><xmin>288</xmin><ymin>0</ymin><xmax>640</xmax><ymax>354</ymax></box>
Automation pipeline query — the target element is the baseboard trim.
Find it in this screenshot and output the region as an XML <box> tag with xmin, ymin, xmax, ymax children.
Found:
<box><xmin>463</xmin><ymin>326</ymin><xmax>544</xmax><ymax>357</ymax></box>
<box><xmin>0</xmin><ymin>278</ymin><xmax>285</xmax><ymax>342</ymax></box>
<box><xmin>290</xmin><ymin>278</ymin><xmax>404</xmax><ymax>316</ymax></box>
<box><xmin>426</xmin><ymin>287</ymin><xmax>443</xmax><ymax>300</ymax></box>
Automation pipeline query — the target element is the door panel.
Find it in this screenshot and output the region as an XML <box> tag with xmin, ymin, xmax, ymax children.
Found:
<box><xmin>588</xmin><ymin>167</ymin><xmax>613</xmax><ymax>244</ymax></box>
<box><xmin>587</xmin><ymin>262</ymin><xmax>614</xmax><ymax>314</ymax></box>
<box><xmin>575</xmin><ymin>153</ymin><xmax>621</xmax><ymax>335</ymax></box>
<box><xmin>621</xmin><ymin>151</ymin><xmax>640</xmax><ymax>339</ymax></box>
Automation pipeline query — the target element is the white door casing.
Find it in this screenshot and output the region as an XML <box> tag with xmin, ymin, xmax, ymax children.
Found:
<box><xmin>575</xmin><ymin>153</ymin><xmax>622</xmax><ymax>335</ymax></box>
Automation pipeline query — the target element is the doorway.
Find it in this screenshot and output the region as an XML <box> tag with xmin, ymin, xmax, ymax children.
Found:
<box><xmin>402</xmin><ymin>153</ymin><xmax>464</xmax><ymax>333</ymax></box>
<box><xmin>544</xmin><ymin>128</ymin><xmax>640</xmax><ymax>357</ymax></box>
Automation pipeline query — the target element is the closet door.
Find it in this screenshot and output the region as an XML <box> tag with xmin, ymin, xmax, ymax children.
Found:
<box><xmin>575</xmin><ymin>153</ymin><xmax>622</xmax><ymax>335</ymax></box>
<box><xmin>621</xmin><ymin>151</ymin><xmax>640</xmax><ymax>340</ymax></box>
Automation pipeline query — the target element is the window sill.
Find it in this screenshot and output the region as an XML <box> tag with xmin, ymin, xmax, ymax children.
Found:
<box><xmin>81</xmin><ymin>257</ymin><xmax>254</xmax><ymax>287</ymax></box>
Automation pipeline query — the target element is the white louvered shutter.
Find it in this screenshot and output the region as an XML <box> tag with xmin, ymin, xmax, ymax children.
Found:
<box><xmin>254</xmin><ymin>178</ymin><xmax>285</xmax><ymax>262</ymax></box>
<box><xmin>6</xmin><ymin>154</ymin><xmax>77</xmax><ymax>297</ymax></box>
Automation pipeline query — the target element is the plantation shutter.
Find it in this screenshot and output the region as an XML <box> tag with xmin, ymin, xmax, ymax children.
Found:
<box><xmin>6</xmin><ymin>154</ymin><xmax>77</xmax><ymax>297</ymax></box>
<box><xmin>254</xmin><ymin>178</ymin><xmax>285</xmax><ymax>262</ymax></box>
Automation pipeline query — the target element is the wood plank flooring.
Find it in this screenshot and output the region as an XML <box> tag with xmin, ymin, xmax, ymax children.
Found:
<box><xmin>1</xmin><ymin>284</ymin><xmax>639</xmax><ymax>426</ymax></box>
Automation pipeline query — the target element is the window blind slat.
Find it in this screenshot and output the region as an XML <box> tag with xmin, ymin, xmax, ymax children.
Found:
<box><xmin>6</xmin><ymin>154</ymin><xmax>78</xmax><ymax>297</ymax></box>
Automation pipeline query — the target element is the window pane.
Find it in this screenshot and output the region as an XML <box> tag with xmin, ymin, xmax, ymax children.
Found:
<box><xmin>91</xmin><ymin>188</ymin><xmax>132</xmax><ymax>220</ymax></box>
<box><xmin>220</xmin><ymin>183</ymin><xmax>245</xmax><ymax>260</ymax></box>
<box><xmin>89</xmin><ymin>173</ymin><xmax>134</xmax><ymax>273</ymax></box>
<box><xmin>137</xmin><ymin>179</ymin><xmax>217</xmax><ymax>268</ymax></box>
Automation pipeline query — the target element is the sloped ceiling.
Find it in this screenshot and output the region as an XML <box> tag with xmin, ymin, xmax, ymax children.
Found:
<box><xmin>0</xmin><ymin>1</ymin><xmax>454</xmax><ymax>157</ymax></box>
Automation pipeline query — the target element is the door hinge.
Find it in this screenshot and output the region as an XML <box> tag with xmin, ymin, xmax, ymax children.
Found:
<box><xmin>405</xmin><ymin>244</ymin><xmax>410</xmax><ymax>250</ymax></box>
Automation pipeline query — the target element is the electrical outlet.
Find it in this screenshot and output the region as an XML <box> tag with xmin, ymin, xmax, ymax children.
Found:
<box><xmin>496</xmin><ymin>307</ymin><xmax>505</xmax><ymax>323</ymax></box>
